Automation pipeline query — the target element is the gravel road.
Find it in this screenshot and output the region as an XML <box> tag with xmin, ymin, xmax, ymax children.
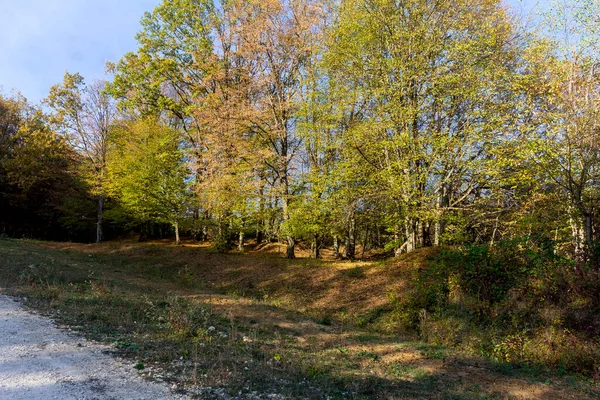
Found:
<box><xmin>0</xmin><ymin>294</ymin><xmax>187</xmax><ymax>400</ymax></box>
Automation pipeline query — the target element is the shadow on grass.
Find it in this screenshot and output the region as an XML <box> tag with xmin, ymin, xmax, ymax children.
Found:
<box><xmin>0</xmin><ymin>239</ymin><xmax>597</xmax><ymax>399</ymax></box>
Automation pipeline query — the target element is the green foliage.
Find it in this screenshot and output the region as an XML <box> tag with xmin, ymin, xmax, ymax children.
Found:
<box><xmin>106</xmin><ymin>118</ymin><xmax>189</xmax><ymax>229</ymax></box>
<box><xmin>107</xmin><ymin>0</ymin><xmax>213</xmax><ymax>117</ymax></box>
<box><xmin>211</xmin><ymin>220</ymin><xmax>231</xmax><ymax>253</ymax></box>
<box><xmin>6</xmin><ymin>0</ymin><xmax>600</xmax><ymax>383</ymax></box>
<box><xmin>323</xmin><ymin>0</ymin><xmax>527</xmax><ymax>252</ymax></box>
<box><xmin>388</xmin><ymin>239</ymin><xmax>600</xmax><ymax>376</ymax></box>
<box><xmin>404</xmin><ymin>238</ymin><xmax>561</xmax><ymax>321</ymax></box>
<box><xmin>0</xmin><ymin>93</ymin><xmax>94</xmax><ymax>241</ymax></box>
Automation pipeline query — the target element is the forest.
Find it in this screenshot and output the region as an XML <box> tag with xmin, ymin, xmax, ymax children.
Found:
<box><xmin>1</xmin><ymin>0</ymin><xmax>600</xmax><ymax>394</ymax></box>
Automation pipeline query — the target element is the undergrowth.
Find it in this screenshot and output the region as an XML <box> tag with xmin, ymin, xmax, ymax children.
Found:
<box><xmin>0</xmin><ymin>239</ymin><xmax>598</xmax><ymax>399</ymax></box>
<box><xmin>388</xmin><ymin>237</ymin><xmax>600</xmax><ymax>379</ymax></box>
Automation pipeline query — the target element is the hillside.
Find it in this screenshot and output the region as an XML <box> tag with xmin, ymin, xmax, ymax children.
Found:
<box><xmin>0</xmin><ymin>239</ymin><xmax>597</xmax><ymax>399</ymax></box>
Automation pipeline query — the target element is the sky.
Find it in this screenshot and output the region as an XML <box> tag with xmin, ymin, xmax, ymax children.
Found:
<box><xmin>0</xmin><ymin>0</ymin><xmax>543</xmax><ymax>104</ymax></box>
<box><xmin>0</xmin><ymin>0</ymin><xmax>160</xmax><ymax>103</ymax></box>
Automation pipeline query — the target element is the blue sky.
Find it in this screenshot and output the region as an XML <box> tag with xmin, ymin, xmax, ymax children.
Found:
<box><xmin>0</xmin><ymin>0</ymin><xmax>159</xmax><ymax>103</ymax></box>
<box><xmin>0</xmin><ymin>0</ymin><xmax>542</xmax><ymax>104</ymax></box>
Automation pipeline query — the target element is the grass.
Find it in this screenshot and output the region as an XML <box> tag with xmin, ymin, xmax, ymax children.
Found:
<box><xmin>0</xmin><ymin>238</ymin><xmax>598</xmax><ymax>399</ymax></box>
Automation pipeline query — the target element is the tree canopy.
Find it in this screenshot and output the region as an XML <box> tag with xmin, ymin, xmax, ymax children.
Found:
<box><xmin>1</xmin><ymin>0</ymin><xmax>600</xmax><ymax>265</ymax></box>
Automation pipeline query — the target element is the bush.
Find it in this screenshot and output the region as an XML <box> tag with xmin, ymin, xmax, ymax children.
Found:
<box><xmin>412</xmin><ymin>237</ymin><xmax>558</xmax><ymax>318</ymax></box>
<box><xmin>392</xmin><ymin>237</ymin><xmax>600</xmax><ymax>377</ymax></box>
<box><xmin>168</xmin><ymin>296</ymin><xmax>210</xmax><ymax>337</ymax></box>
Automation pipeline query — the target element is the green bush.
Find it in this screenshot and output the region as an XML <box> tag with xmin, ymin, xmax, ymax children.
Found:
<box><xmin>392</xmin><ymin>238</ymin><xmax>600</xmax><ymax>376</ymax></box>
<box><xmin>412</xmin><ymin>237</ymin><xmax>558</xmax><ymax>318</ymax></box>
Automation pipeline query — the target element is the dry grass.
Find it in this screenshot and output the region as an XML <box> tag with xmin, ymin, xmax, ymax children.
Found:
<box><xmin>0</xmin><ymin>238</ymin><xmax>597</xmax><ymax>399</ymax></box>
<box><xmin>39</xmin><ymin>239</ymin><xmax>426</xmax><ymax>327</ymax></box>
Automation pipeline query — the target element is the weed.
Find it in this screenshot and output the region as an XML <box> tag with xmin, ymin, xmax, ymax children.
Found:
<box><xmin>175</xmin><ymin>265</ymin><xmax>196</xmax><ymax>287</ymax></box>
<box><xmin>389</xmin><ymin>364</ymin><xmax>429</xmax><ymax>380</ymax></box>
<box><xmin>0</xmin><ymin>240</ymin><xmax>596</xmax><ymax>400</ymax></box>
<box><xmin>341</xmin><ymin>267</ymin><xmax>365</xmax><ymax>279</ymax></box>
<box><xmin>357</xmin><ymin>349</ymin><xmax>380</xmax><ymax>361</ymax></box>
<box><xmin>319</xmin><ymin>314</ymin><xmax>332</xmax><ymax>326</ymax></box>
<box><xmin>417</xmin><ymin>344</ymin><xmax>447</xmax><ymax>360</ymax></box>
<box><xmin>116</xmin><ymin>339</ymin><xmax>139</xmax><ymax>353</ymax></box>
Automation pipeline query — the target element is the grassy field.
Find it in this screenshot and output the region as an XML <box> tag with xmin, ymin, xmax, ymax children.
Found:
<box><xmin>0</xmin><ymin>238</ymin><xmax>598</xmax><ymax>399</ymax></box>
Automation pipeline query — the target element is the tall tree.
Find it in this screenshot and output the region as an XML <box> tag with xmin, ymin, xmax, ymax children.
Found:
<box><xmin>538</xmin><ymin>0</ymin><xmax>600</xmax><ymax>259</ymax></box>
<box><xmin>326</xmin><ymin>0</ymin><xmax>524</xmax><ymax>254</ymax></box>
<box><xmin>0</xmin><ymin>93</ymin><xmax>88</xmax><ymax>240</ymax></box>
<box><xmin>106</xmin><ymin>119</ymin><xmax>190</xmax><ymax>244</ymax></box>
<box><xmin>46</xmin><ymin>73</ymin><xmax>116</xmax><ymax>243</ymax></box>
<box><xmin>230</xmin><ymin>0</ymin><xmax>325</xmax><ymax>258</ymax></box>
<box><xmin>109</xmin><ymin>0</ymin><xmax>325</xmax><ymax>258</ymax></box>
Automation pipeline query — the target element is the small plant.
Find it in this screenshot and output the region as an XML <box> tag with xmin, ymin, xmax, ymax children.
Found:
<box><xmin>342</xmin><ymin>267</ymin><xmax>365</xmax><ymax>279</ymax></box>
<box><xmin>389</xmin><ymin>364</ymin><xmax>429</xmax><ymax>379</ymax></box>
<box><xmin>319</xmin><ymin>314</ymin><xmax>332</xmax><ymax>326</ymax></box>
<box><xmin>168</xmin><ymin>296</ymin><xmax>210</xmax><ymax>337</ymax></box>
<box><xmin>89</xmin><ymin>279</ymin><xmax>110</xmax><ymax>298</ymax></box>
<box><xmin>175</xmin><ymin>265</ymin><xmax>195</xmax><ymax>287</ymax></box>
<box><xmin>357</xmin><ymin>349</ymin><xmax>380</xmax><ymax>361</ymax></box>
<box><xmin>417</xmin><ymin>344</ymin><xmax>447</xmax><ymax>361</ymax></box>
<box><xmin>116</xmin><ymin>339</ymin><xmax>140</xmax><ymax>352</ymax></box>
<box><xmin>134</xmin><ymin>361</ymin><xmax>145</xmax><ymax>370</ymax></box>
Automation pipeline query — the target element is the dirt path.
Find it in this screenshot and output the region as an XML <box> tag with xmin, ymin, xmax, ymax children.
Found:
<box><xmin>0</xmin><ymin>294</ymin><xmax>187</xmax><ymax>400</ymax></box>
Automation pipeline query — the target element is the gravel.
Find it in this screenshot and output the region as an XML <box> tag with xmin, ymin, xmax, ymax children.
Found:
<box><xmin>0</xmin><ymin>294</ymin><xmax>188</xmax><ymax>400</ymax></box>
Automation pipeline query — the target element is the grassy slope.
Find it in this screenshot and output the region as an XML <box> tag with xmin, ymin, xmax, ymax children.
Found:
<box><xmin>0</xmin><ymin>238</ymin><xmax>597</xmax><ymax>399</ymax></box>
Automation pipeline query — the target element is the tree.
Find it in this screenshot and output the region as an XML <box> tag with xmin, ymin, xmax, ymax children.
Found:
<box><xmin>46</xmin><ymin>72</ymin><xmax>116</xmax><ymax>243</ymax></box>
<box><xmin>537</xmin><ymin>0</ymin><xmax>600</xmax><ymax>260</ymax></box>
<box><xmin>106</xmin><ymin>118</ymin><xmax>190</xmax><ymax>244</ymax></box>
<box><xmin>0</xmin><ymin>93</ymin><xmax>89</xmax><ymax>240</ymax></box>
<box><xmin>109</xmin><ymin>0</ymin><xmax>325</xmax><ymax>258</ymax></box>
<box><xmin>325</xmin><ymin>0</ymin><xmax>525</xmax><ymax>254</ymax></box>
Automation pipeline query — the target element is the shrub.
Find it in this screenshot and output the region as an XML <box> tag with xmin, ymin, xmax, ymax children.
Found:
<box><xmin>391</xmin><ymin>237</ymin><xmax>600</xmax><ymax>376</ymax></box>
<box><xmin>168</xmin><ymin>296</ymin><xmax>210</xmax><ymax>337</ymax></box>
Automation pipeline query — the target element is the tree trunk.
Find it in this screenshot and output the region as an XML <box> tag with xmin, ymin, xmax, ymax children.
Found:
<box><xmin>434</xmin><ymin>220</ymin><xmax>441</xmax><ymax>247</ymax></box>
<box><xmin>585</xmin><ymin>213</ymin><xmax>593</xmax><ymax>252</ymax></box>
<box><xmin>238</xmin><ymin>231</ymin><xmax>245</xmax><ymax>252</ymax></box>
<box><xmin>96</xmin><ymin>195</ymin><xmax>104</xmax><ymax>243</ymax></box>
<box><xmin>571</xmin><ymin>216</ymin><xmax>585</xmax><ymax>260</ymax></box>
<box><xmin>333</xmin><ymin>235</ymin><xmax>340</xmax><ymax>258</ymax></box>
<box><xmin>139</xmin><ymin>222</ymin><xmax>149</xmax><ymax>242</ymax></box>
<box><xmin>286</xmin><ymin>236</ymin><xmax>295</xmax><ymax>259</ymax></box>
<box><xmin>490</xmin><ymin>216</ymin><xmax>500</xmax><ymax>246</ymax></box>
<box><xmin>285</xmin><ymin>236</ymin><xmax>295</xmax><ymax>258</ymax></box>
<box><xmin>434</xmin><ymin>185</ymin><xmax>448</xmax><ymax>247</ymax></box>
<box><xmin>344</xmin><ymin>215</ymin><xmax>356</xmax><ymax>260</ymax></box>
<box><xmin>361</xmin><ymin>227</ymin><xmax>369</xmax><ymax>259</ymax></box>
<box><xmin>281</xmin><ymin>187</ymin><xmax>295</xmax><ymax>259</ymax></box>
<box><xmin>310</xmin><ymin>234</ymin><xmax>320</xmax><ymax>259</ymax></box>
<box><xmin>174</xmin><ymin>222</ymin><xmax>180</xmax><ymax>245</ymax></box>
<box><xmin>256</xmin><ymin>180</ymin><xmax>266</xmax><ymax>244</ymax></box>
<box><xmin>394</xmin><ymin>225</ymin><xmax>402</xmax><ymax>257</ymax></box>
<box><xmin>343</xmin><ymin>236</ymin><xmax>355</xmax><ymax>260</ymax></box>
<box><xmin>405</xmin><ymin>219</ymin><xmax>416</xmax><ymax>253</ymax></box>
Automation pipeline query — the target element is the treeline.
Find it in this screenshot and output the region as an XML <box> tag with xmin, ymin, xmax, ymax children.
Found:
<box><xmin>2</xmin><ymin>0</ymin><xmax>600</xmax><ymax>263</ymax></box>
